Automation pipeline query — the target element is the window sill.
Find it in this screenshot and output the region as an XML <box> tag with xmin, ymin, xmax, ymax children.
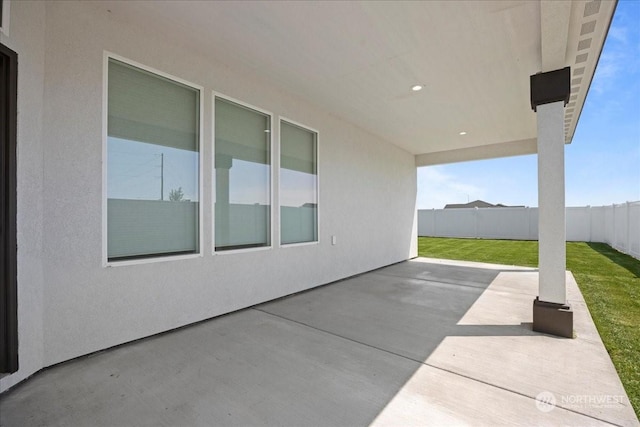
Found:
<box><xmin>104</xmin><ymin>252</ymin><xmax>202</xmax><ymax>268</ymax></box>
<box><xmin>279</xmin><ymin>241</ymin><xmax>319</xmax><ymax>249</ymax></box>
<box><xmin>214</xmin><ymin>246</ymin><xmax>272</xmax><ymax>255</ymax></box>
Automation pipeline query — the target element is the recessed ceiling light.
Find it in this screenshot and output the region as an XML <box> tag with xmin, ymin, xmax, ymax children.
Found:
<box><xmin>459</xmin><ymin>131</ymin><xmax>467</xmax><ymax>135</ymax></box>
<box><xmin>411</xmin><ymin>85</ymin><xmax>423</xmax><ymax>92</ymax></box>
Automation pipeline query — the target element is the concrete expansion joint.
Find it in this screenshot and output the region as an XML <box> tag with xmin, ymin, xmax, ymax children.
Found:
<box><xmin>372</xmin><ymin>272</ymin><xmax>491</xmax><ymax>292</ymax></box>
<box><xmin>419</xmin><ymin>362</ymin><xmax>623</xmax><ymax>427</ymax></box>
<box><xmin>252</xmin><ymin>307</ymin><xmax>414</xmax><ymax>362</ymax></box>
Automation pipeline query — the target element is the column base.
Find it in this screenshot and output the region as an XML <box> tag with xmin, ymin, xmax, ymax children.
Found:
<box><xmin>532</xmin><ymin>297</ymin><xmax>574</xmax><ymax>338</ymax></box>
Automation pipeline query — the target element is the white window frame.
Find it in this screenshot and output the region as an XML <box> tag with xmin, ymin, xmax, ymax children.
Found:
<box><xmin>212</xmin><ymin>92</ymin><xmax>274</xmax><ymax>255</ymax></box>
<box><xmin>102</xmin><ymin>52</ymin><xmax>204</xmax><ymax>267</ymax></box>
<box><xmin>1</xmin><ymin>0</ymin><xmax>10</xmax><ymax>37</ymax></box>
<box><xmin>278</xmin><ymin>117</ymin><xmax>320</xmax><ymax>248</ymax></box>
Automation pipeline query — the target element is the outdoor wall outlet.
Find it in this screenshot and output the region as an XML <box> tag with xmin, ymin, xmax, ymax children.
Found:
<box><xmin>331</xmin><ymin>235</ymin><xmax>337</xmax><ymax>245</ymax></box>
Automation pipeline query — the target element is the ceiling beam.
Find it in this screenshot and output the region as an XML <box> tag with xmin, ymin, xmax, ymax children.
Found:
<box><xmin>415</xmin><ymin>139</ymin><xmax>538</xmax><ymax>167</ymax></box>
<box><xmin>540</xmin><ymin>0</ymin><xmax>573</xmax><ymax>71</ymax></box>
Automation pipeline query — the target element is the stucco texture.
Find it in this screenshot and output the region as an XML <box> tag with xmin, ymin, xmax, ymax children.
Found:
<box><xmin>2</xmin><ymin>0</ymin><xmax>417</xmax><ymax>391</ymax></box>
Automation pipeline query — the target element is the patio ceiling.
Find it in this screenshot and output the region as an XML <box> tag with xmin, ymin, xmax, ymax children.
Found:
<box><xmin>100</xmin><ymin>0</ymin><xmax>615</xmax><ymax>165</ymax></box>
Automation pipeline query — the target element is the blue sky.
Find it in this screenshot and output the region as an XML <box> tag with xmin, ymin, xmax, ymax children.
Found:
<box><xmin>108</xmin><ymin>137</ymin><xmax>199</xmax><ymax>201</ymax></box>
<box><xmin>417</xmin><ymin>0</ymin><xmax>640</xmax><ymax>209</ymax></box>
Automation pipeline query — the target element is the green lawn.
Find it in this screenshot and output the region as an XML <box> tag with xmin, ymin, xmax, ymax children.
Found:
<box><xmin>418</xmin><ymin>237</ymin><xmax>640</xmax><ymax>418</ymax></box>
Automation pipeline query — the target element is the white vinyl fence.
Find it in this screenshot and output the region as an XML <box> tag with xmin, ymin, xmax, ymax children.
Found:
<box><xmin>418</xmin><ymin>201</ymin><xmax>640</xmax><ymax>260</ymax></box>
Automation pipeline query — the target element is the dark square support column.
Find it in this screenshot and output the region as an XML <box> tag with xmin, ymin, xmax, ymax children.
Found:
<box><xmin>533</xmin><ymin>297</ymin><xmax>573</xmax><ymax>338</ymax></box>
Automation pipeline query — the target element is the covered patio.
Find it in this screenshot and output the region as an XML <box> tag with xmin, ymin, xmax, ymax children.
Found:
<box><xmin>1</xmin><ymin>259</ymin><xmax>636</xmax><ymax>426</ymax></box>
<box><xmin>0</xmin><ymin>1</ymin><xmax>632</xmax><ymax>424</ymax></box>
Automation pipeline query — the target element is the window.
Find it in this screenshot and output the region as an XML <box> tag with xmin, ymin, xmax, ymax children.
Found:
<box><xmin>1</xmin><ymin>42</ymin><xmax>18</xmax><ymax>373</ymax></box>
<box><xmin>106</xmin><ymin>57</ymin><xmax>201</xmax><ymax>262</ymax></box>
<box><xmin>280</xmin><ymin>120</ymin><xmax>318</xmax><ymax>245</ymax></box>
<box><xmin>214</xmin><ymin>97</ymin><xmax>271</xmax><ymax>251</ymax></box>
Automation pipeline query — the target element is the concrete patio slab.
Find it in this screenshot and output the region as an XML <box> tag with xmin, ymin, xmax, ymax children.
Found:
<box><xmin>0</xmin><ymin>258</ymin><xmax>637</xmax><ymax>426</ymax></box>
<box><xmin>260</xmin><ymin>259</ymin><xmax>638</xmax><ymax>426</ymax></box>
<box><xmin>424</xmin><ymin>270</ymin><xmax>634</xmax><ymax>424</ymax></box>
<box><xmin>1</xmin><ymin>309</ymin><xmax>427</xmax><ymax>427</ymax></box>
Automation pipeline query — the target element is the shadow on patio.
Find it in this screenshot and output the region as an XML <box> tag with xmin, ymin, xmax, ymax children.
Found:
<box><xmin>0</xmin><ymin>258</ymin><xmax>637</xmax><ymax>426</ymax></box>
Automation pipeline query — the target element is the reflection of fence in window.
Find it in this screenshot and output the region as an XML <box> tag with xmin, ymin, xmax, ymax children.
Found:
<box><xmin>108</xmin><ymin>199</ymin><xmax>198</xmax><ymax>259</ymax></box>
<box><xmin>418</xmin><ymin>202</ymin><xmax>640</xmax><ymax>260</ymax></box>
<box><xmin>281</xmin><ymin>205</ymin><xmax>317</xmax><ymax>244</ymax></box>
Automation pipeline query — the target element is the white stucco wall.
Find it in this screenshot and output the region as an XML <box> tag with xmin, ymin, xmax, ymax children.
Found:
<box><xmin>0</xmin><ymin>1</ymin><xmax>46</xmax><ymax>391</ymax></box>
<box><xmin>2</xmin><ymin>0</ymin><xmax>417</xmax><ymax>391</ymax></box>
